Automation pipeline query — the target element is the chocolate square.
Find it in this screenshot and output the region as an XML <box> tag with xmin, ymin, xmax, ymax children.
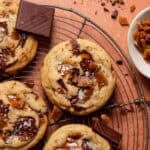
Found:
<box><xmin>16</xmin><ymin>0</ymin><xmax>55</xmax><ymax>38</ymax></box>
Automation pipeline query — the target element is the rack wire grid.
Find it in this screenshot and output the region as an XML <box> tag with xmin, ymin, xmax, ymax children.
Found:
<box><xmin>8</xmin><ymin>4</ymin><xmax>149</xmax><ymax>150</ymax></box>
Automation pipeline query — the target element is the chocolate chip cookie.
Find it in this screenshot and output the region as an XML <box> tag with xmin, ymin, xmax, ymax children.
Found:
<box><xmin>41</xmin><ymin>39</ymin><xmax>116</xmax><ymax>115</ymax></box>
<box><xmin>0</xmin><ymin>80</ymin><xmax>47</xmax><ymax>150</ymax></box>
<box><xmin>44</xmin><ymin>124</ymin><xmax>111</xmax><ymax>150</ymax></box>
<box><xmin>0</xmin><ymin>0</ymin><xmax>38</xmax><ymax>75</ymax></box>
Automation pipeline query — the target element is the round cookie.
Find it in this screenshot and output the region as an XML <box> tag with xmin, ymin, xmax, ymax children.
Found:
<box><xmin>0</xmin><ymin>80</ymin><xmax>48</xmax><ymax>150</ymax></box>
<box><xmin>41</xmin><ymin>39</ymin><xmax>116</xmax><ymax>115</ymax></box>
<box><xmin>43</xmin><ymin>124</ymin><xmax>111</xmax><ymax>150</ymax></box>
<box><xmin>0</xmin><ymin>0</ymin><xmax>38</xmax><ymax>75</ymax></box>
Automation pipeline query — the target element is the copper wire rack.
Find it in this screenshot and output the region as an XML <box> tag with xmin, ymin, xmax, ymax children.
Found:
<box><xmin>6</xmin><ymin>4</ymin><xmax>149</xmax><ymax>150</ymax></box>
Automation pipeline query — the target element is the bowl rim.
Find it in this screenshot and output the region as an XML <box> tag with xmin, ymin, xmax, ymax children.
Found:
<box><xmin>127</xmin><ymin>7</ymin><xmax>150</xmax><ymax>79</ymax></box>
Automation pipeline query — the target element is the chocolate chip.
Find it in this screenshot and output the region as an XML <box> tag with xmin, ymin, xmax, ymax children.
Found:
<box><xmin>111</xmin><ymin>10</ymin><xmax>118</xmax><ymax>19</ymax></box>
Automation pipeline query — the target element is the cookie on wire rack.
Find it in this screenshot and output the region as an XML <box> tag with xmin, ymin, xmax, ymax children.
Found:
<box><xmin>43</xmin><ymin>124</ymin><xmax>111</xmax><ymax>150</ymax></box>
<box><xmin>41</xmin><ymin>39</ymin><xmax>116</xmax><ymax>115</ymax></box>
<box><xmin>0</xmin><ymin>80</ymin><xmax>47</xmax><ymax>150</ymax></box>
<box><xmin>0</xmin><ymin>0</ymin><xmax>38</xmax><ymax>75</ymax></box>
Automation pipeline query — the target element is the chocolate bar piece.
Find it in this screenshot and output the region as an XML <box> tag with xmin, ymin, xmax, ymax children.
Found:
<box><xmin>16</xmin><ymin>0</ymin><xmax>55</xmax><ymax>38</ymax></box>
<box><xmin>92</xmin><ymin>117</ymin><xmax>122</xmax><ymax>149</ymax></box>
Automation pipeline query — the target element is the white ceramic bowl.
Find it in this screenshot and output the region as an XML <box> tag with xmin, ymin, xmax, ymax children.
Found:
<box><xmin>128</xmin><ymin>7</ymin><xmax>150</xmax><ymax>78</ymax></box>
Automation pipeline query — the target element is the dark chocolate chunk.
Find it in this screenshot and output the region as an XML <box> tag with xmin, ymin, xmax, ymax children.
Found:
<box><xmin>92</xmin><ymin>118</ymin><xmax>122</xmax><ymax>149</ymax></box>
<box><xmin>16</xmin><ymin>0</ymin><xmax>55</xmax><ymax>38</ymax></box>
<box><xmin>111</xmin><ymin>10</ymin><xmax>118</xmax><ymax>19</ymax></box>
<box><xmin>14</xmin><ymin>117</ymin><xmax>37</xmax><ymax>141</ymax></box>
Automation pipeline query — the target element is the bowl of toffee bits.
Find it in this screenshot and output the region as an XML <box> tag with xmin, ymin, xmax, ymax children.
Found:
<box><xmin>128</xmin><ymin>7</ymin><xmax>150</xmax><ymax>78</ymax></box>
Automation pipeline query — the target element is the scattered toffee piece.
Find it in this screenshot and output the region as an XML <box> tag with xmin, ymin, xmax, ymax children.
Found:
<box><xmin>130</xmin><ymin>5</ymin><xmax>136</xmax><ymax>13</ymax></box>
<box><xmin>14</xmin><ymin>117</ymin><xmax>37</xmax><ymax>141</ymax></box>
<box><xmin>16</xmin><ymin>0</ymin><xmax>55</xmax><ymax>38</ymax></box>
<box><xmin>92</xmin><ymin>117</ymin><xmax>122</xmax><ymax>149</ymax></box>
<box><xmin>111</xmin><ymin>10</ymin><xmax>118</xmax><ymax>19</ymax></box>
<box><xmin>116</xmin><ymin>60</ymin><xmax>123</xmax><ymax>65</ymax></box>
<box><xmin>119</xmin><ymin>17</ymin><xmax>129</xmax><ymax>26</ymax></box>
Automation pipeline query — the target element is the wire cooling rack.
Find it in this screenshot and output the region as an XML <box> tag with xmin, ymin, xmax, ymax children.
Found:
<box><xmin>9</xmin><ymin>4</ymin><xmax>149</xmax><ymax>150</ymax></box>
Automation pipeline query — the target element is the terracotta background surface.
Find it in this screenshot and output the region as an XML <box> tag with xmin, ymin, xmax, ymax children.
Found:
<box><xmin>29</xmin><ymin>0</ymin><xmax>150</xmax><ymax>100</ymax></box>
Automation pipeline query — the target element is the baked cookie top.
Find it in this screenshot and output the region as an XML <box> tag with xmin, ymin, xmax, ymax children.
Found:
<box><xmin>0</xmin><ymin>0</ymin><xmax>38</xmax><ymax>75</ymax></box>
<box><xmin>44</xmin><ymin>124</ymin><xmax>111</xmax><ymax>150</ymax></box>
<box><xmin>41</xmin><ymin>39</ymin><xmax>116</xmax><ymax>115</ymax></box>
<box><xmin>0</xmin><ymin>80</ymin><xmax>47</xmax><ymax>150</ymax></box>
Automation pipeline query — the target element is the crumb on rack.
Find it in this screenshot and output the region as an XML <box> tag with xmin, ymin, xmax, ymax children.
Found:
<box><xmin>111</xmin><ymin>10</ymin><xmax>118</xmax><ymax>19</ymax></box>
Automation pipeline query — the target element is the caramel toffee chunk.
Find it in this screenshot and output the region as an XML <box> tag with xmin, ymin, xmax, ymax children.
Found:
<box><xmin>0</xmin><ymin>0</ymin><xmax>38</xmax><ymax>75</ymax></box>
<box><xmin>0</xmin><ymin>80</ymin><xmax>47</xmax><ymax>150</ymax></box>
<box><xmin>134</xmin><ymin>19</ymin><xmax>150</xmax><ymax>60</ymax></box>
<box><xmin>43</xmin><ymin>124</ymin><xmax>111</xmax><ymax>150</ymax></box>
<box><xmin>41</xmin><ymin>39</ymin><xmax>116</xmax><ymax>115</ymax></box>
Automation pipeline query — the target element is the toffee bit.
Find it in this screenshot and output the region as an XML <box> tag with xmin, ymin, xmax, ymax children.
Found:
<box><xmin>119</xmin><ymin>17</ymin><xmax>129</xmax><ymax>26</ymax></box>
<box><xmin>130</xmin><ymin>5</ymin><xmax>136</xmax><ymax>13</ymax></box>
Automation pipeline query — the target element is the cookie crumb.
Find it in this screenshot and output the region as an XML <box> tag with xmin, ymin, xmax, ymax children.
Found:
<box><xmin>116</xmin><ymin>60</ymin><xmax>123</xmax><ymax>65</ymax></box>
<box><xmin>101</xmin><ymin>2</ymin><xmax>105</xmax><ymax>6</ymax></box>
<box><xmin>95</xmin><ymin>11</ymin><xmax>98</xmax><ymax>15</ymax></box>
<box><xmin>101</xmin><ymin>114</ymin><xmax>111</xmax><ymax>125</ymax></box>
<box><xmin>130</xmin><ymin>5</ymin><xmax>136</xmax><ymax>13</ymax></box>
<box><xmin>119</xmin><ymin>17</ymin><xmax>129</xmax><ymax>26</ymax></box>
<box><xmin>104</xmin><ymin>7</ymin><xmax>109</xmax><ymax>12</ymax></box>
<box><xmin>111</xmin><ymin>10</ymin><xmax>118</xmax><ymax>19</ymax></box>
<box><xmin>73</xmin><ymin>1</ymin><xmax>76</xmax><ymax>4</ymax></box>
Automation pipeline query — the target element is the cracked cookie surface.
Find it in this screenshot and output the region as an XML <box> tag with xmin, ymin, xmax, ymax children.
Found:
<box><xmin>41</xmin><ymin>39</ymin><xmax>116</xmax><ymax>115</ymax></box>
